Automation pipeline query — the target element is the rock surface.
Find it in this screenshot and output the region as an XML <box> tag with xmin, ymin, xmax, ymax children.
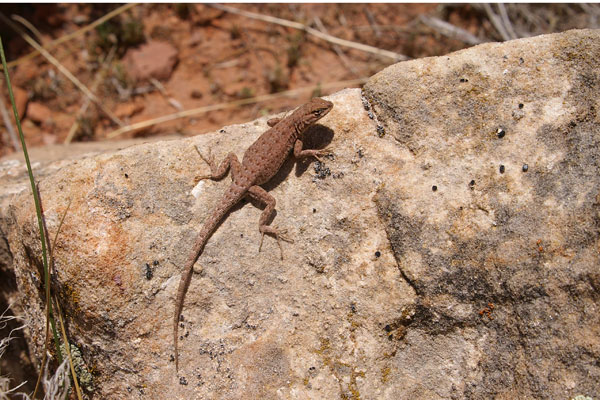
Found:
<box><xmin>123</xmin><ymin>40</ymin><xmax>179</xmax><ymax>81</ymax></box>
<box><xmin>26</xmin><ymin>102</ymin><xmax>52</xmax><ymax>125</ymax></box>
<box><xmin>1</xmin><ymin>29</ymin><xmax>599</xmax><ymax>399</ymax></box>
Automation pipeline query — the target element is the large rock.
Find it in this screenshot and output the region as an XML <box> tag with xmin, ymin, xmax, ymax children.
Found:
<box><xmin>1</xmin><ymin>29</ymin><xmax>598</xmax><ymax>399</ymax></box>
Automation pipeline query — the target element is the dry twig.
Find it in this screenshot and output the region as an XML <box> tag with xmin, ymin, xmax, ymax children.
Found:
<box><xmin>482</xmin><ymin>3</ymin><xmax>512</xmax><ymax>41</ymax></box>
<box><xmin>150</xmin><ymin>78</ymin><xmax>184</xmax><ymax>111</ymax></box>
<box><xmin>313</xmin><ymin>16</ymin><xmax>359</xmax><ymax>76</ymax></box>
<box><xmin>11</xmin><ymin>14</ymin><xmax>46</xmax><ymax>44</ymax></box>
<box><xmin>65</xmin><ymin>46</ymin><xmax>117</xmax><ymax>144</ymax></box>
<box><xmin>498</xmin><ymin>4</ymin><xmax>518</xmax><ymax>40</ymax></box>
<box><xmin>420</xmin><ymin>15</ymin><xmax>484</xmax><ymax>45</ymax></box>
<box><xmin>3</xmin><ymin>3</ymin><xmax>137</xmax><ymax>70</ymax></box>
<box><xmin>1</xmin><ymin>12</ymin><xmax>124</xmax><ymax>127</ymax></box>
<box><xmin>107</xmin><ymin>78</ymin><xmax>367</xmax><ymax>138</ymax></box>
<box><xmin>0</xmin><ymin>92</ymin><xmax>20</xmax><ymax>151</ymax></box>
<box><xmin>209</xmin><ymin>4</ymin><xmax>408</xmax><ymax>62</ymax></box>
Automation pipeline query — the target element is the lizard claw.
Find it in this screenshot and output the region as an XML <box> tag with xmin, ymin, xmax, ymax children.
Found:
<box><xmin>259</xmin><ymin>227</ymin><xmax>294</xmax><ymax>260</ymax></box>
<box><xmin>313</xmin><ymin>147</ymin><xmax>333</xmax><ymax>163</ymax></box>
<box><xmin>194</xmin><ymin>146</ymin><xmax>216</xmax><ymax>181</ymax></box>
<box><xmin>195</xmin><ymin>146</ymin><xmax>215</xmax><ymax>167</ymax></box>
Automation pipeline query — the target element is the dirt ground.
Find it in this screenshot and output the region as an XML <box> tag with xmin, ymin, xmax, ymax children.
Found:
<box><xmin>0</xmin><ymin>4</ymin><xmax>596</xmax><ymax>158</ymax></box>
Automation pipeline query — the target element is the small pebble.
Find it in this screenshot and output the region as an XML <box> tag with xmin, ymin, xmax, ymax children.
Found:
<box><xmin>522</xmin><ymin>164</ymin><xmax>529</xmax><ymax>172</ymax></box>
<box><xmin>432</xmin><ymin>185</ymin><xmax>438</xmax><ymax>192</ymax></box>
<box><xmin>499</xmin><ymin>165</ymin><xmax>505</xmax><ymax>174</ymax></box>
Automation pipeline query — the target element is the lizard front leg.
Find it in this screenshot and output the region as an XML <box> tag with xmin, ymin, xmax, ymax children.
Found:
<box><xmin>293</xmin><ymin>138</ymin><xmax>332</xmax><ymax>162</ymax></box>
<box><xmin>247</xmin><ymin>185</ymin><xmax>293</xmax><ymax>260</ymax></box>
<box><xmin>195</xmin><ymin>146</ymin><xmax>242</xmax><ymax>181</ymax></box>
<box><xmin>266</xmin><ymin>117</ymin><xmax>282</xmax><ymax>127</ymax></box>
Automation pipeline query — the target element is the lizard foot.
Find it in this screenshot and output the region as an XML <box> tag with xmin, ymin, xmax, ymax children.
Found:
<box><xmin>311</xmin><ymin>147</ymin><xmax>334</xmax><ymax>163</ymax></box>
<box><xmin>259</xmin><ymin>227</ymin><xmax>294</xmax><ymax>260</ymax></box>
<box><xmin>194</xmin><ymin>146</ymin><xmax>218</xmax><ymax>182</ymax></box>
<box><xmin>195</xmin><ymin>146</ymin><xmax>216</xmax><ymax>169</ymax></box>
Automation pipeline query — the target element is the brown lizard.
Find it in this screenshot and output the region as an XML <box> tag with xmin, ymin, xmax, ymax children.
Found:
<box><xmin>174</xmin><ymin>97</ymin><xmax>334</xmax><ymax>371</ymax></box>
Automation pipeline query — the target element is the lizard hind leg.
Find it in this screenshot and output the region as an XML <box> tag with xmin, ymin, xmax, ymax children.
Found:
<box><xmin>194</xmin><ymin>146</ymin><xmax>242</xmax><ymax>181</ymax></box>
<box><xmin>247</xmin><ymin>185</ymin><xmax>294</xmax><ymax>260</ymax></box>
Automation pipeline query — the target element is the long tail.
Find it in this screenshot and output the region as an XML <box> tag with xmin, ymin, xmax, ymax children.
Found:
<box><xmin>174</xmin><ymin>183</ymin><xmax>246</xmax><ymax>371</ymax></box>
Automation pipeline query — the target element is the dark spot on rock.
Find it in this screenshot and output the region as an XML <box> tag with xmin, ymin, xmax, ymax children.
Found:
<box><xmin>375</xmin><ymin>251</ymin><xmax>381</xmax><ymax>257</ymax></box>
<box><xmin>518</xmin><ymin>103</ymin><xmax>524</xmax><ymax>109</ymax></box>
<box><xmin>497</xmin><ymin>128</ymin><xmax>506</xmax><ymax>138</ymax></box>
<box><xmin>432</xmin><ymin>185</ymin><xmax>438</xmax><ymax>192</ymax></box>
<box><xmin>499</xmin><ymin>165</ymin><xmax>505</xmax><ymax>174</ymax></box>
<box><xmin>522</xmin><ymin>164</ymin><xmax>529</xmax><ymax>172</ymax></box>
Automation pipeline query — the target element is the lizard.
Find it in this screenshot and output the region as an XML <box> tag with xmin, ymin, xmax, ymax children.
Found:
<box><xmin>174</xmin><ymin>97</ymin><xmax>334</xmax><ymax>371</ymax></box>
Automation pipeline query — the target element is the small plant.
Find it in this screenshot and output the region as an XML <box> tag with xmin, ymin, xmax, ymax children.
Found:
<box><xmin>286</xmin><ymin>32</ymin><xmax>305</xmax><ymax>68</ymax></box>
<box><xmin>93</xmin><ymin>15</ymin><xmax>145</xmax><ymax>57</ymax></box>
<box><xmin>311</xmin><ymin>83</ymin><xmax>323</xmax><ymax>98</ymax></box>
<box><xmin>174</xmin><ymin>3</ymin><xmax>192</xmax><ymax>19</ymax></box>
<box><xmin>230</xmin><ymin>24</ymin><xmax>242</xmax><ymax>40</ymax></box>
<box><xmin>2</xmin><ymin>35</ymin><xmax>83</xmax><ymax>400</ymax></box>
<box><xmin>267</xmin><ymin>63</ymin><xmax>289</xmax><ymax>93</ymax></box>
<box><xmin>238</xmin><ymin>86</ymin><xmax>255</xmax><ymax>99</ymax></box>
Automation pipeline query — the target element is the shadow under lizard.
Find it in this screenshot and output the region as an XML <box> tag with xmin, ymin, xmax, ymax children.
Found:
<box><xmin>174</xmin><ymin>97</ymin><xmax>334</xmax><ymax>371</ymax></box>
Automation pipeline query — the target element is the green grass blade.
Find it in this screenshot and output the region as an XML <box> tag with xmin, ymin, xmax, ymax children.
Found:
<box><xmin>0</xmin><ymin>34</ymin><xmax>62</xmax><ymax>374</ymax></box>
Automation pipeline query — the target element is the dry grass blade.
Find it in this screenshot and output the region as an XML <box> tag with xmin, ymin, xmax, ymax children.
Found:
<box><xmin>106</xmin><ymin>78</ymin><xmax>367</xmax><ymax>138</ymax></box>
<box><xmin>1</xmin><ymin>35</ymin><xmax>58</xmax><ymax>400</ymax></box>
<box><xmin>3</xmin><ymin>3</ymin><xmax>137</xmax><ymax>70</ymax></box>
<box><xmin>0</xmin><ymin>12</ymin><xmax>125</xmax><ymax>127</ymax></box>
<box><xmin>32</xmin><ymin>195</ymin><xmax>72</xmax><ymax>399</ymax></box>
<box><xmin>11</xmin><ymin>14</ymin><xmax>45</xmax><ymax>44</ymax></box>
<box><xmin>150</xmin><ymin>78</ymin><xmax>184</xmax><ymax>111</ymax></box>
<box><xmin>420</xmin><ymin>15</ymin><xmax>485</xmax><ymax>45</ymax></box>
<box><xmin>65</xmin><ymin>46</ymin><xmax>117</xmax><ymax>144</ymax></box>
<box><xmin>498</xmin><ymin>4</ymin><xmax>518</xmax><ymax>40</ymax></box>
<box><xmin>210</xmin><ymin>4</ymin><xmax>408</xmax><ymax>62</ymax></box>
<box><xmin>482</xmin><ymin>3</ymin><xmax>511</xmax><ymax>41</ymax></box>
<box><xmin>0</xmin><ymin>92</ymin><xmax>19</xmax><ymax>151</ymax></box>
<box><xmin>55</xmin><ymin>298</ymin><xmax>83</xmax><ymax>400</ymax></box>
<box><xmin>0</xmin><ymin>310</ymin><xmax>28</xmax><ymax>400</ymax></box>
<box><xmin>313</xmin><ymin>16</ymin><xmax>359</xmax><ymax>76</ymax></box>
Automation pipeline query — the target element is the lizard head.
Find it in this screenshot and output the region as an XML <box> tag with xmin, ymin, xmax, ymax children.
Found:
<box><xmin>290</xmin><ymin>97</ymin><xmax>333</xmax><ymax>134</ymax></box>
<box><xmin>307</xmin><ymin>97</ymin><xmax>334</xmax><ymax>123</ymax></box>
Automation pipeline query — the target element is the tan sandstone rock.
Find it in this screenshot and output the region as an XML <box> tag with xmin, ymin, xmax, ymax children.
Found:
<box><xmin>1</xmin><ymin>29</ymin><xmax>598</xmax><ymax>399</ymax></box>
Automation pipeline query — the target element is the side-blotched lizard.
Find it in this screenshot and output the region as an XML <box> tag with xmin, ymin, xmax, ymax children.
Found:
<box><xmin>174</xmin><ymin>97</ymin><xmax>334</xmax><ymax>370</ymax></box>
